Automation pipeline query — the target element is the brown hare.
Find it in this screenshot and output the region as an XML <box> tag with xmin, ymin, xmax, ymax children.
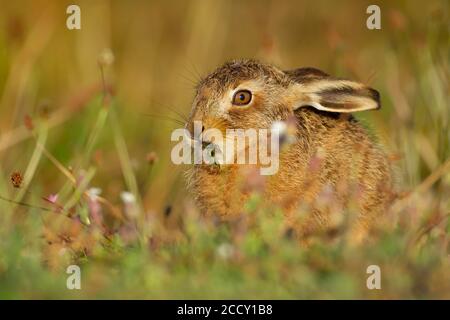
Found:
<box><xmin>185</xmin><ymin>59</ymin><xmax>393</xmax><ymax>244</ymax></box>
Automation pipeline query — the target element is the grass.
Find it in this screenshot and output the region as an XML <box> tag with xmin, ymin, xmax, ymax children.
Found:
<box><xmin>0</xmin><ymin>0</ymin><xmax>448</xmax><ymax>299</ymax></box>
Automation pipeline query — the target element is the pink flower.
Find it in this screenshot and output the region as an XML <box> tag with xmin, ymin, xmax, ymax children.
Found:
<box><xmin>43</xmin><ymin>194</ymin><xmax>58</xmax><ymax>204</ymax></box>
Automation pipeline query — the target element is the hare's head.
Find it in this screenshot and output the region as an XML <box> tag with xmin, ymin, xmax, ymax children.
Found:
<box><xmin>186</xmin><ymin>59</ymin><xmax>380</xmax><ymax>138</ymax></box>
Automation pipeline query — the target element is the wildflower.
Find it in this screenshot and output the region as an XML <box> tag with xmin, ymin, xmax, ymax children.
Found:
<box><xmin>86</xmin><ymin>187</ymin><xmax>102</xmax><ymax>200</ymax></box>
<box><xmin>146</xmin><ymin>151</ymin><xmax>159</xmax><ymax>165</ymax></box>
<box><xmin>98</xmin><ymin>48</ymin><xmax>115</xmax><ymax>67</ymax></box>
<box><xmin>271</xmin><ymin>116</ymin><xmax>296</xmax><ymax>149</ymax></box>
<box><xmin>10</xmin><ymin>172</ymin><xmax>23</xmax><ymax>188</ymax></box>
<box><xmin>85</xmin><ymin>188</ymin><xmax>103</xmax><ymax>225</ymax></box>
<box><xmin>23</xmin><ymin>114</ymin><xmax>34</xmax><ymax>131</ymax></box>
<box><xmin>216</xmin><ymin>243</ymin><xmax>235</xmax><ymax>260</ymax></box>
<box><xmin>120</xmin><ymin>191</ymin><xmax>136</xmax><ymax>204</ymax></box>
<box><xmin>271</xmin><ymin>120</ymin><xmax>287</xmax><ymax>137</ymax></box>
<box><xmin>43</xmin><ymin>194</ymin><xmax>59</xmax><ymax>204</ymax></box>
<box><xmin>121</xmin><ymin>191</ymin><xmax>139</xmax><ymax>219</ymax></box>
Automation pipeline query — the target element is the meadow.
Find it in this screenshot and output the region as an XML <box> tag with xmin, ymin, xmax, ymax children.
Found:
<box><xmin>0</xmin><ymin>0</ymin><xmax>448</xmax><ymax>299</ymax></box>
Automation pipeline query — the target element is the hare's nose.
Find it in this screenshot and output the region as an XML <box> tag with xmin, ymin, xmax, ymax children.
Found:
<box><xmin>186</xmin><ymin>121</ymin><xmax>205</xmax><ymax>141</ymax></box>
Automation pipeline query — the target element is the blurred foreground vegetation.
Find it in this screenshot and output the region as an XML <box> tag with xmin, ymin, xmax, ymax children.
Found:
<box><xmin>0</xmin><ymin>0</ymin><xmax>449</xmax><ymax>299</ymax></box>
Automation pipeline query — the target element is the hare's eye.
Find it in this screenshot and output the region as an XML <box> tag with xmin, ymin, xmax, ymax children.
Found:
<box><xmin>232</xmin><ymin>90</ymin><xmax>252</xmax><ymax>106</ymax></box>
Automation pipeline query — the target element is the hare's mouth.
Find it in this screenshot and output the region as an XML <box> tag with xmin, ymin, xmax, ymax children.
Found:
<box><xmin>183</xmin><ymin>130</ymin><xmax>220</xmax><ymax>151</ymax></box>
<box><xmin>201</xmin><ymin>140</ymin><xmax>215</xmax><ymax>148</ymax></box>
<box><xmin>202</xmin><ymin>141</ymin><xmax>222</xmax><ymax>156</ymax></box>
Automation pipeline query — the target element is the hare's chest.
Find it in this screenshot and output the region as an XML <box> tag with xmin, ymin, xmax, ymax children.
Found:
<box><xmin>188</xmin><ymin>165</ymin><xmax>249</xmax><ymax>218</ymax></box>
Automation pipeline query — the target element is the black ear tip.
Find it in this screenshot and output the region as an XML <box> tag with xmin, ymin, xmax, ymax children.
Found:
<box><xmin>368</xmin><ymin>88</ymin><xmax>381</xmax><ymax>109</ymax></box>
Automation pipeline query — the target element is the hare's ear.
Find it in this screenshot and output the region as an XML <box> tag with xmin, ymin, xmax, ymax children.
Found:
<box><xmin>290</xmin><ymin>77</ymin><xmax>381</xmax><ymax>113</ymax></box>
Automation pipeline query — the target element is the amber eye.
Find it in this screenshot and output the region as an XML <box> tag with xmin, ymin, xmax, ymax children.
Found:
<box><xmin>232</xmin><ymin>90</ymin><xmax>252</xmax><ymax>106</ymax></box>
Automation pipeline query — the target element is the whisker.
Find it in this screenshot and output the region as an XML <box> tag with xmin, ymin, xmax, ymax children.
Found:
<box><xmin>147</xmin><ymin>99</ymin><xmax>189</xmax><ymax>123</ymax></box>
<box><xmin>166</xmin><ymin>105</ymin><xmax>189</xmax><ymax>122</ymax></box>
<box><xmin>365</xmin><ymin>71</ymin><xmax>378</xmax><ymax>85</ymax></box>
<box><xmin>186</xmin><ymin>59</ymin><xmax>202</xmax><ymax>82</ymax></box>
<box><xmin>177</xmin><ymin>71</ymin><xmax>198</xmax><ymax>87</ymax></box>
<box><xmin>138</xmin><ymin>112</ymin><xmax>185</xmax><ymax>126</ymax></box>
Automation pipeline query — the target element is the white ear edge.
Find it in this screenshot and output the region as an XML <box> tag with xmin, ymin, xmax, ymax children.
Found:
<box><xmin>293</xmin><ymin>98</ymin><xmax>379</xmax><ymax>113</ymax></box>
<box><xmin>293</xmin><ymin>101</ymin><xmax>323</xmax><ymax>111</ymax></box>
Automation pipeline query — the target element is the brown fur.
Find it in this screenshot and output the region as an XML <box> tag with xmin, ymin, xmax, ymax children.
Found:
<box><xmin>185</xmin><ymin>59</ymin><xmax>393</xmax><ymax>244</ymax></box>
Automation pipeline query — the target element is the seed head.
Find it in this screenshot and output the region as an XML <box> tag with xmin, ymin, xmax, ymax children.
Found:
<box><xmin>146</xmin><ymin>151</ymin><xmax>159</xmax><ymax>165</ymax></box>
<box><xmin>23</xmin><ymin>115</ymin><xmax>34</xmax><ymax>131</ymax></box>
<box><xmin>98</xmin><ymin>48</ymin><xmax>115</xmax><ymax>67</ymax></box>
<box><xmin>10</xmin><ymin>172</ymin><xmax>23</xmax><ymax>188</ymax></box>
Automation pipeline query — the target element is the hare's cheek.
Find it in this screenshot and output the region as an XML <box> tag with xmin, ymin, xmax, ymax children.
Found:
<box><xmin>226</xmin><ymin>112</ymin><xmax>246</xmax><ymax>128</ymax></box>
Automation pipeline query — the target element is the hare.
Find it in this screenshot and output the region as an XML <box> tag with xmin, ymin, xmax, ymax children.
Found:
<box><xmin>185</xmin><ymin>59</ymin><xmax>393</xmax><ymax>244</ymax></box>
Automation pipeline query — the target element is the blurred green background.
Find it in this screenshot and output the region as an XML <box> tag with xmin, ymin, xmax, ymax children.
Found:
<box><xmin>0</xmin><ymin>0</ymin><xmax>448</xmax><ymax>299</ymax></box>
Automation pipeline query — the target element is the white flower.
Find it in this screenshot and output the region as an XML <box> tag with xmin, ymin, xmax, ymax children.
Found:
<box><xmin>272</xmin><ymin>118</ymin><xmax>297</xmax><ymax>147</ymax></box>
<box><xmin>98</xmin><ymin>48</ymin><xmax>115</xmax><ymax>66</ymax></box>
<box><xmin>216</xmin><ymin>243</ymin><xmax>234</xmax><ymax>260</ymax></box>
<box><xmin>120</xmin><ymin>191</ymin><xmax>136</xmax><ymax>204</ymax></box>
<box><xmin>87</xmin><ymin>187</ymin><xmax>102</xmax><ymax>200</ymax></box>
<box><xmin>271</xmin><ymin>121</ymin><xmax>287</xmax><ymax>136</ymax></box>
